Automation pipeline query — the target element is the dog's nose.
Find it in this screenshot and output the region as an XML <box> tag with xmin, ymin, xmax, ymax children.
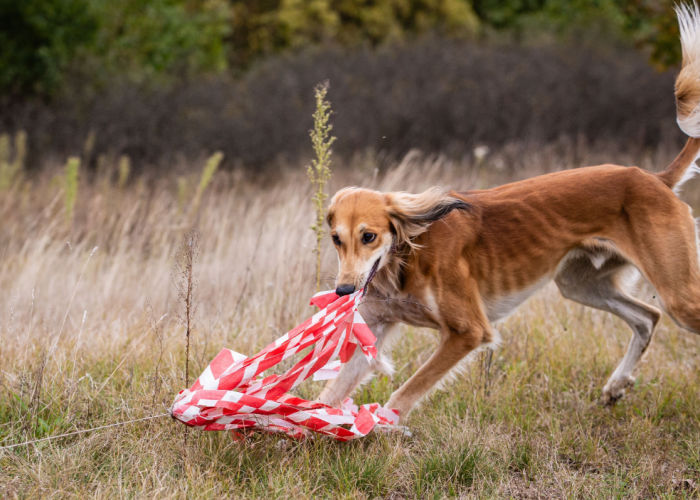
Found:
<box><xmin>335</xmin><ymin>284</ymin><xmax>356</xmax><ymax>296</ymax></box>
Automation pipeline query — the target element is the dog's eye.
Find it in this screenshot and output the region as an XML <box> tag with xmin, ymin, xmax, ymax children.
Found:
<box><xmin>362</xmin><ymin>232</ymin><xmax>376</xmax><ymax>244</ymax></box>
<box><xmin>332</xmin><ymin>234</ymin><xmax>341</xmax><ymax>246</ymax></box>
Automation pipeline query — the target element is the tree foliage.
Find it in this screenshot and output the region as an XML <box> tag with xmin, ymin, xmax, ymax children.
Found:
<box><xmin>88</xmin><ymin>0</ymin><xmax>231</xmax><ymax>83</ymax></box>
<box><xmin>229</xmin><ymin>0</ymin><xmax>479</xmax><ymax>67</ymax></box>
<box><xmin>0</xmin><ymin>0</ymin><xmax>97</xmax><ymax>95</ymax></box>
<box><xmin>472</xmin><ymin>0</ymin><xmax>681</xmax><ymax>68</ymax></box>
<box><xmin>0</xmin><ymin>0</ymin><xmax>231</xmax><ymax>95</ymax></box>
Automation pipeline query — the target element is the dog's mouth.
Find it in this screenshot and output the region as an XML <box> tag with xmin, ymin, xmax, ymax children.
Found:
<box><xmin>362</xmin><ymin>257</ymin><xmax>381</xmax><ymax>296</ymax></box>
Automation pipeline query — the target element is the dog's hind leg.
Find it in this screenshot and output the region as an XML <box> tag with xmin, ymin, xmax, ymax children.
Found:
<box><xmin>616</xmin><ymin>182</ymin><xmax>700</xmax><ymax>334</ymax></box>
<box><xmin>555</xmin><ymin>252</ymin><xmax>661</xmax><ymax>404</ymax></box>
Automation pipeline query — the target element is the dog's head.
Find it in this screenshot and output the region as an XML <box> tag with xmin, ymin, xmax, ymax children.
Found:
<box><xmin>326</xmin><ymin>187</ymin><xmax>470</xmax><ymax>295</ymax></box>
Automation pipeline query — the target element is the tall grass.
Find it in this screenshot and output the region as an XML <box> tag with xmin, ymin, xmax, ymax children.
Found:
<box><xmin>192</xmin><ymin>152</ymin><xmax>223</xmax><ymax>215</ymax></box>
<box><xmin>307</xmin><ymin>82</ymin><xmax>335</xmax><ymax>291</ymax></box>
<box><xmin>0</xmin><ymin>130</ymin><xmax>26</xmax><ymax>190</ymax></box>
<box><xmin>0</xmin><ymin>143</ymin><xmax>697</xmax><ymax>497</ymax></box>
<box><xmin>63</xmin><ymin>156</ymin><xmax>80</xmax><ymax>224</ymax></box>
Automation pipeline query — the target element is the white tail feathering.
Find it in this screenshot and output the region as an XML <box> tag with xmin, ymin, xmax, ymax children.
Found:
<box><xmin>677</xmin><ymin>2</ymin><xmax>700</xmax><ymax>64</ymax></box>
<box><xmin>675</xmin><ymin>2</ymin><xmax>700</xmax><ymax>137</ymax></box>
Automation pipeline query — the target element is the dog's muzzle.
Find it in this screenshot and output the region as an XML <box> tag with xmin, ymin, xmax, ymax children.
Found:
<box><xmin>335</xmin><ymin>283</ymin><xmax>356</xmax><ymax>296</ymax></box>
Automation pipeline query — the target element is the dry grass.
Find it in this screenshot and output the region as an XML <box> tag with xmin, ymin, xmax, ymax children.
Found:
<box><xmin>0</xmin><ymin>143</ymin><xmax>698</xmax><ymax>498</ymax></box>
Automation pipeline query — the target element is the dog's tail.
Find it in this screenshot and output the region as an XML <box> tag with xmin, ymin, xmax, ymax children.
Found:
<box><xmin>658</xmin><ymin>2</ymin><xmax>700</xmax><ymax>189</ymax></box>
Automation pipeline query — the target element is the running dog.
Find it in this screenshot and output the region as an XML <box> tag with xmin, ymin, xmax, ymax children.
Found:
<box><xmin>318</xmin><ymin>4</ymin><xmax>700</xmax><ymax>420</ymax></box>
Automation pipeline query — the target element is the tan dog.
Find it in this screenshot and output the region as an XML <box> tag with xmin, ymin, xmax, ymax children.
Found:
<box><xmin>318</xmin><ymin>4</ymin><xmax>700</xmax><ymax>421</ymax></box>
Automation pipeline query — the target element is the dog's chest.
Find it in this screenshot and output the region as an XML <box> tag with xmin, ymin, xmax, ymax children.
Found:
<box><xmin>359</xmin><ymin>293</ymin><xmax>439</xmax><ymax>329</ymax></box>
<box><xmin>361</xmin><ymin>275</ymin><xmax>550</xmax><ymax>329</ymax></box>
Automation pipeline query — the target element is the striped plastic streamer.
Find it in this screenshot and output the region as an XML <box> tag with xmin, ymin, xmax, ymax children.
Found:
<box><xmin>170</xmin><ymin>290</ymin><xmax>400</xmax><ymax>441</ymax></box>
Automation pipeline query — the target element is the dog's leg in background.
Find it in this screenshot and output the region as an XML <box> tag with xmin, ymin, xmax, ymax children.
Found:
<box><xmin>555</xmin><ymin>254</ymin><xmax>661</xmax><ymax>404</ymax></box>
<box><xmin>317</xmin><ymin>322</ymin><xmax>398</xmax><ymax>407</ymax></box>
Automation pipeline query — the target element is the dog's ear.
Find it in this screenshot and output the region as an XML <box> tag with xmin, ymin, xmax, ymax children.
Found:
<box><xmin>326</xmin><ymin>187</ymin><xmax>353</xmax><ymax>227</ymax></box>
<box><xmin>326</xmin><ymin>207</ymin><xmax>335</xmax><ymax>227</ymax></box>
<box><xmin>385</xmin><ymin>188</ymin><xmax>470</xmax><ymax>248</ymax></box>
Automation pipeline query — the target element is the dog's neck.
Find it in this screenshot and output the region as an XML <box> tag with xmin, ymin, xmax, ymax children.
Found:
<box><xmin>367</xmin><ymin>240</ymin><xmax>408</xmax><ymax>297</ymax></box>
<box><xmin>360</xmin><ymin>245</ymin><xmax>440</xmax><ymax>329</ymax></box>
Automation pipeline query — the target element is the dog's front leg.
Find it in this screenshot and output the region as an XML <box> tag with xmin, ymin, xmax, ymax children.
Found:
<box><xmin>317</xmin><ymin>321</ymin><xmax>397</xmax><ymax>407</ymax></box>
<box><xmin>385</xmin><ymin>327</ymin><xmax>486</xmax><ymax>419</ymax></box>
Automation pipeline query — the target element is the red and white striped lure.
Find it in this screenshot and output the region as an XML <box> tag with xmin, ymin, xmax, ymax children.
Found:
<box><xmin>170</xmin><ymin>290</ymin><xmax>400</xmax><ymax>441</ymax></box>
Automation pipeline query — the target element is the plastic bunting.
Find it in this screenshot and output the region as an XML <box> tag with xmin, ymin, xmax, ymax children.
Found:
<box><xmin>170</xmin><ymin>289</ymin><xmax>400</xmax><ymax>441</ymax></box>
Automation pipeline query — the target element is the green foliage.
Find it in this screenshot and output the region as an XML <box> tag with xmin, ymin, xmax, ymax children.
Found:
<box><xmin>0</xmin><ymin>0</ymin><xmax>231</xmax><ymax>95</ymax></box>
<box><xmin>621</xmin><ymin>1</ymin><xmax>682</xmax><ymax>69</ymax></box>
<box><xmin>472</xmin><ymin>0</ymin><xmax>683</xmax><ymax>68</ymax></box>
<box><xmin>229</xmin><ymin>0</ymin><xmax>479</xmax><ymax>67</ymax></box>
<box><xmin>0</xmin><ymin>0</ymin><xmax>97</xmax><ymax>94</ymax></box>
<box><xmin>88</xmin><ymin>0</ymin><xmax>231</xmax><ymax>83</ymax></box>
<box><xmin>64</xmin><ymin>157</ymin><xmax>80</xmax><ymax>224</ymax></box>
<box><xmin>307</xmin><ymin>82</ymin><xmax>335</xmax><ymax>292</ymax></box>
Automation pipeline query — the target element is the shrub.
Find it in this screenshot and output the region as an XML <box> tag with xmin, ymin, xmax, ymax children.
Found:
<box><xmin>0</xmin><ymin>37</ymin><xmax>679</xmax><ymax>172</ymax></box>
<box><xmin>0</xmin><ymin>0</ymin><xmax>97</xmax><ymax>95</ymax></box>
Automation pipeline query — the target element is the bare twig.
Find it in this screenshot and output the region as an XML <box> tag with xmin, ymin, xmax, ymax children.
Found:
<box><xmin>175</xmin><ymin>230</ymin><xmax>199</xmax><ymax>451</ymax></box>
<box><xmin>145</xmin><ymin>301</ymin><xmax>167</xmax><ymax>409</ymax></box>
<box><xmin>176</xmin><ymin>230</ymin><xmax>199</xmax><ymax>387</ymax></box>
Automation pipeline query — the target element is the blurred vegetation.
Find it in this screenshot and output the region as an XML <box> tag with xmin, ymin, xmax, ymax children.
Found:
<box><xmin>1</xmin><ymin>39</ymin><xmax>677</xmax><ymax>170</ymax></box>
<box><xmin>228</xmin><ymin>0</ymin><xmax>479</xmax><ymax>67</ymax></box>
<box><xmin>0</xmin><ymin>0</ymin><xmax>231</xmax><ymax>95</ymax></box>
<box><xmin>0</xmin><ymin>0</ymin><xmax>682</xmax><ymax>97</ymax></box>
<box><xmin>472</xmin><ymin>0</ymin><xmax>681</xmax><ymax>68</ymax></box>
<box><xmin>0</xmin><ymin>0</ymin><xmax>685</xmax><ymax>170</ymax></box>
<box><xmin>0</xmin><ymin>0</ymin><xmax>97</xmax><ymax>95</ymax></box>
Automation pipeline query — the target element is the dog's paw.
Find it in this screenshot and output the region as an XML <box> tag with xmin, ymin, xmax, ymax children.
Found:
<box><xmin>374</xmin><ymin>424</ymin><xmax>413</xmax><ymax>439</ymax></box>
<box><xmin>601</xmin><ymin>375</ymin><xmax>635</xmax><ymax>406</ymax></box>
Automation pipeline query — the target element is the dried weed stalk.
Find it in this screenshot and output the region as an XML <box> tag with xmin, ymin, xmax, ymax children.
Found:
<box><xmin>175</xmin><ymin>230</ymin><xmax>199</xmax><ymax>388</ymax></box>
<box><xmin>307</xmin><ymin>81</ymin><xmax>335</xmax><ymax>291</ymax></box>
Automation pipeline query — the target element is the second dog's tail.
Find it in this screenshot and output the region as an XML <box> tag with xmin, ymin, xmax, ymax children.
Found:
<box><xmin>658</xmin><ymin>2</ymin><xmax>700</xmax><ymax>189</ymax></box>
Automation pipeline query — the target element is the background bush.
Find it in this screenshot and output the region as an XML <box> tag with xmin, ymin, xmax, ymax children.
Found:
<box><xmin>0</xmin><ymin>0</ymin><xmax>686</xmax><ymax>172</ymax></box>
<box><xmin>1</xmin><ymin>38</ymin><xmax>679</xmax><ymax>172</ymax></box>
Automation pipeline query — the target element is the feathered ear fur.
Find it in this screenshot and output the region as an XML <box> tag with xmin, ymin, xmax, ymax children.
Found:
<box><xmin>385</xmin><ymin>187</ymin><xmax>470</xmax><ymax>250</ymax></box>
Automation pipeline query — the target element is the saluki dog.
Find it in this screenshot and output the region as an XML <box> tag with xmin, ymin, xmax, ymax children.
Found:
<box><xmin>318</xmin><ymin>4</ymin><xmax>700</xmax><ymax>421</ymax></box>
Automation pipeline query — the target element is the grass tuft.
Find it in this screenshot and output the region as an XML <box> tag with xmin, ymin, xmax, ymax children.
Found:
<box><xmin>117</xmin><ymin>155</ymin><xmax>131</xmax><ymax>188</ymax></box>
<box><xmin>0</xmin><ymin>131</ymin><xmax>26</xmax><ymax>190</ymax></box>
<box><xmin>192</xmin><ymin>151</ymin><xmax>223</xmax><ymax>214</ymax></box>
<box><xmin>63</xmin><ymin>156</ymin><xmax>80</xmax><ymax>224</ymax></box>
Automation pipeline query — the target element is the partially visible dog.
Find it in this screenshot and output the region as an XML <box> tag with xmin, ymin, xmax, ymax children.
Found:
<box><xmin>318</xmin><ymin>4</ymin><xmax>700</xmax><ymax>421</ymax></box>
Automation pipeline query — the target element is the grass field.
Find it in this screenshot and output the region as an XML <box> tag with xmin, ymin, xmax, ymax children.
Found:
<box><xmin>0</xmin><ymin>143</ymin><xmax>699</xmax><ymax>498</ymax></box>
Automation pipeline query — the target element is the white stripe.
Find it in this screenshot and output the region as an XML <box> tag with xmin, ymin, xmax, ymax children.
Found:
<box><xmin>242</xmin><ymin>362</ymin><xmax>259</xmax><ymax>382</ymax></box>
<box><xmin>221</xmin><ymin>391</ymin><xmax>242</xmax><ymax>402</ymax></box>
<box><xmin>198</xmin><ymin>366</ymin><xmax>216</xmax><ymax>389</ymax></box>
